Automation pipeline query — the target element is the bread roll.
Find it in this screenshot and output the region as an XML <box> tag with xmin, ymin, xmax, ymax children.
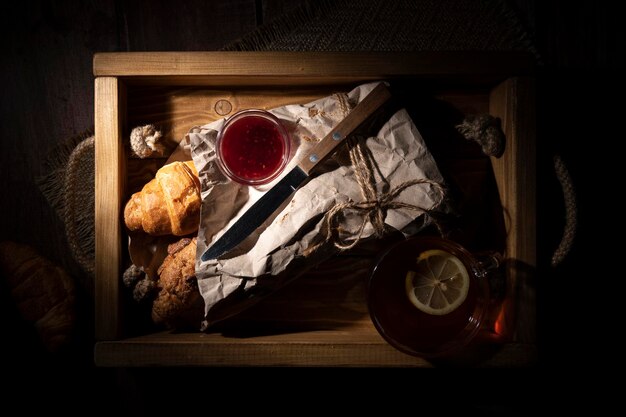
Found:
<box><xmin>0</xmin><ymin>241</ymin><xmax>75</xmax><ymax>351</ymax></box>
<box><xmin>152</xmin><ymin>237</ymin><xmax>203</xmax><ymax>327</ymax></box>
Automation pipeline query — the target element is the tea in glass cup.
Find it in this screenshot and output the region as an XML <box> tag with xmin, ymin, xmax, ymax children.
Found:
<box><xmin>368</xmin><ymin>236</ymin><xmax>500</xmax><ymax>358</ymax></box>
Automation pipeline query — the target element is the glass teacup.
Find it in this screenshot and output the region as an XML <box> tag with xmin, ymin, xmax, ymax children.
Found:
<box><xmin>368</xmin><ymin>235</ymin><xmax>501</xmax><ymax>358</ymax></box>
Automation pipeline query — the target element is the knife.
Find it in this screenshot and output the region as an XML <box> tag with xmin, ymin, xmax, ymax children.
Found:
<box><xmin>201</xmin><ymin>83</ymin><xmax>392</xmax><ymax>262</ymax></box>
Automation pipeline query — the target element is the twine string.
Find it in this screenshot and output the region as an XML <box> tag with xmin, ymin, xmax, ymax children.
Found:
<box><xmin>308</xmin><ymin>137</ymin><xmax>445</xmax><ymax>253</ymax></box>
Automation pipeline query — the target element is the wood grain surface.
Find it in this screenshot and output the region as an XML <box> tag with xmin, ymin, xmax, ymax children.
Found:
<box><xmin>489</xmin><ymin>77</ymin><xmax>536</xmax><ymax>343</ymax></box>
<box><xmin>95</xmin><ymin>77</ymin><xmax>124</xmax><ymax>340</ymax></box>
<box><xmin>93</xmin><ymin>51</ymin><xmax>534</xmax><ymax>78</ymax></box>
<box><xmin>95</xmin><ymin>331</ymin><xmax>537</xmax><ymax>367</ymax></box>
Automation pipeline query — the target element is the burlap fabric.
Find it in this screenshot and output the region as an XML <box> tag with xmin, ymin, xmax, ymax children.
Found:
<box><xmin>223</xmin><ymin>0</ymin><xmax>536</xmax><ymax>54</ymax></box>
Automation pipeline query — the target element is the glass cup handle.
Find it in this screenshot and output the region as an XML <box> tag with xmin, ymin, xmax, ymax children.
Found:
<box><xmin>474</xmin><ymin>251</ymin><xmax>503</xmax><ymax>278</ymax></box>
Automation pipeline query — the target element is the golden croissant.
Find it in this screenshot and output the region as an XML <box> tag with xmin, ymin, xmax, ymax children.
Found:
<box><xmin>124</xmin><ymin>160</ymin><xmax>201</xmax><ymax>236</ymax></box>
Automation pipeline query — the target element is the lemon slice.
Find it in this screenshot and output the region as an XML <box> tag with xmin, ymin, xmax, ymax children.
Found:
<box><xmin>405</xmin><ymin>249</ymin><xmax>470</xmax><ymax>315</ymax></box>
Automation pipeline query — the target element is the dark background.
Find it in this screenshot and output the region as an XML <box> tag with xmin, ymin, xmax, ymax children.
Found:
<box><xmin>0</xmin><ymin>0</ymin><xmax>623</xmax><ymax>413</ymax></box>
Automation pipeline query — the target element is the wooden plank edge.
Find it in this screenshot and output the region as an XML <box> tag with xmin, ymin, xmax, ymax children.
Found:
<box><xmin>95</xmin><ymin>77</ymin><xmax>124</xmax><ymax>340</ymax></box>
<box><xmin>94</xmin><ymin>339</ymin><xmax>535</xmax><ymax>367</ymax></box>
<box><xmin>489</xmin><ymin>77</ymin><xmax>537</xmax><ymax>344</ymax></box>
<box><xmin>93</xmin><ymin>51</ymin><xmax>534</xmax><ymax>78</ymax></box>
<box><xmin>93</xmin><ymin>339</ymin><xmax>431</xmax><ymax>367</ymax></box>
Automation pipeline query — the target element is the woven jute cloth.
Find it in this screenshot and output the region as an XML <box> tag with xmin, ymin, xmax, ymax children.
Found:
<box><xmin>40</xmin><ymin>0</ymin><xmax>540</xmax><ymax>285</ymax></box>
<box><xmin>224</xmin><ymin>0</ymin><xmax>536</xmax><ymax>54</ymax></box>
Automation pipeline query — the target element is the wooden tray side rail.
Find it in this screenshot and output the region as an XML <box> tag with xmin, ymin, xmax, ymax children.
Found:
<box><xmin>94</xmin><ymin>51</ymin><xmax>534</xmax><ymax>85</ymax></box>
<box><xmin>489</xmin><ymin>78</ymin><xmax>536</xmax><ymax>343</ymax></box>
<box><xmin>95</xmin><ymin>77</ymin><xmax>125</xmax><ymax>340</ymax></box>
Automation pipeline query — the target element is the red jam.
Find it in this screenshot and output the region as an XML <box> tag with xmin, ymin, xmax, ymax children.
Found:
<box><xmin>217</xmin><ymin>110</ymin><xmax>289</xmax><ymax>185</ymax></box>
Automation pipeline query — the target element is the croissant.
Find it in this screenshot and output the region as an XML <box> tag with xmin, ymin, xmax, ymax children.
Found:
<box><xmin>124</xmin><ymin>160</ymin><xmax>201</xmax><ymax>236</ymax></box>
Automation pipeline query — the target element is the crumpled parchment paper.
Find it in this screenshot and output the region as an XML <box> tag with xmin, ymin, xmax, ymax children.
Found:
<box><xmin>187</xmin><ymin>82</ymin><xmax>447</xmax><ymax>328</ymax></box>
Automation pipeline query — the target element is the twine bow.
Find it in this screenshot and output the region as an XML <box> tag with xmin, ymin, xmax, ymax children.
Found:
<box><xmin>307</xmin><ymin>138</ymin><xmax>445</xmax><ymax>254</ymax></box>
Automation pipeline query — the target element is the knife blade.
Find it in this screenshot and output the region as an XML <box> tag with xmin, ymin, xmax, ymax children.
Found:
<box><xmin>201</xmin><ymin>83</ymin><xmax>392</xmax><ymax>262</ymax></box>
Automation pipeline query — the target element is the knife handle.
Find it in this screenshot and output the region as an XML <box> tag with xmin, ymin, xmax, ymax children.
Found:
<box><xmin>296</xmin><ymin>83</ymin><xmax>392</xmax><ymax>175</ymax></box>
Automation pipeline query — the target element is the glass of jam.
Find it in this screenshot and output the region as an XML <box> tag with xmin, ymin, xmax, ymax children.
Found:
<box><xmin>368</xmin><ymin>236</ymin><xmax>501</xmax><ymax>358</ymax></box>
<box><xmin>215</xmin><ymin>109</ymin><xmax>291</xmax><ymax>186</ymax></box>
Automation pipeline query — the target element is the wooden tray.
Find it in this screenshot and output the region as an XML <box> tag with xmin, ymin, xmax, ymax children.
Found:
<box><xmin>94</xmin><ymin>52</ymin><xmax>536</xmax><ymax>367</ymax></box>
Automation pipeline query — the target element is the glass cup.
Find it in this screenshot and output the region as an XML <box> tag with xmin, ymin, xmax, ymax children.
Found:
<box><xmin>368</xmin><ymin>235</ymin><xmax>501</xmax><ymax>358</ymax></box>
<box><xmin>215</xmin><ymin>109</ymin><xmax>291</xmax><ymax>186</ymax></box>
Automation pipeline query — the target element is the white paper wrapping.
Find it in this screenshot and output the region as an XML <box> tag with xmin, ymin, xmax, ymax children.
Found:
<box><xmin>188</xmin><ymin>82</ymin><xmax>447</xmax><ymax>327</ymax></box>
